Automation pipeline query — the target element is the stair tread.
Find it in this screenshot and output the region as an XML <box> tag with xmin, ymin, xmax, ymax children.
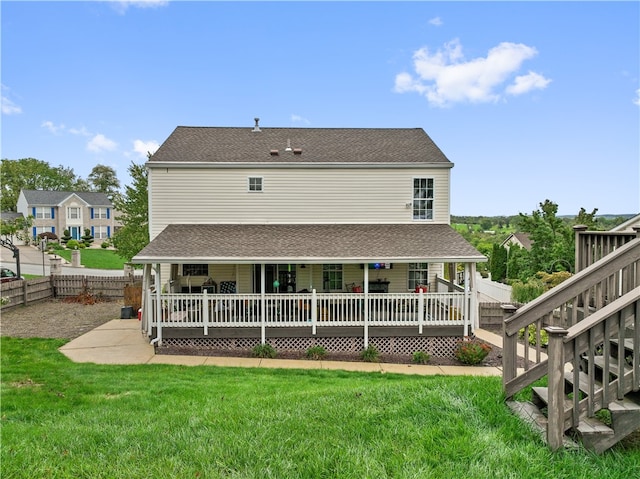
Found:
<box><xmin>577</xmin><ymin>416</ymin><xmax>614</xmax><ymax>435</ymax></box>
<box><xmin>592</xmin><ymin>356</ymin><xmax>633</xmax><ymax>376</ymax></box>
<box><xmin>609</xmin><ymin>396</ymin><xmax>640</xmax><ymax>412</ymax></box>
<box><xmin>610</xmin><ymin>338</ymin><xmax>634</xmax><ymax>351</ymax></box>
<box><xmin>564</xmin><ymin>370</ymin><xmax>603</xmax><ymax>394</ymax></box>
<box><xmin>532</xmin><ymin>386</ymin><xmax>573</xmax><ymax>413</ymax></box>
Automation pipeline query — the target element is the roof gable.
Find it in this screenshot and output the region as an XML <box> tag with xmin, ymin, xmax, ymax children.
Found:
<box><xmin>148</xmin><ymin>126</ymin><xmax>453</xmax><ymax>166</ymax></box>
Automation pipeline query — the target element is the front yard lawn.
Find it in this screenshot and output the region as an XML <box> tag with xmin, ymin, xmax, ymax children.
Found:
<box><xmin>52</xmin><ymin>248</ymin><xmax>127</xmax><ymax>270</ymax></box>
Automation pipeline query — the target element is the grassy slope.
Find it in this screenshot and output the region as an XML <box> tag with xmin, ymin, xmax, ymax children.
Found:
<box><xmin>52</xmin><ymin>248</ymin><xmax>126</xmax><ymax>270</ymax></box>
<box><xmin>1</xmin><ymin>338</ymin><xmax>638</xmax><ymax>479</ymax></box>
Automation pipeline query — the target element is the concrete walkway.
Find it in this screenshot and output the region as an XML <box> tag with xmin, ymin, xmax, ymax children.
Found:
<box><xmin>59</xmin><ymin>319</ymin><xmax>506</xmax><ymax>377</ymax></box>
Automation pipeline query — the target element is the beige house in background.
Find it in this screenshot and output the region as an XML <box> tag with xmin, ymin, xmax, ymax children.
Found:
<box><xmin>16</xmin><ymin>190</ymin><xmax>117</xmax><ymax>244</ymax></box>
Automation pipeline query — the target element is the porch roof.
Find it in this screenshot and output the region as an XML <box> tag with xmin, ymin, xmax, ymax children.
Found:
<box><xmin>132</xmin><ymin>223</ymin><xmax>486</xmax><ymax>264</ymax></box>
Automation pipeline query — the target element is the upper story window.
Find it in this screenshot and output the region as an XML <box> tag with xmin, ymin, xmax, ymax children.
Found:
<box><xmin>35</xmin><ymin>207</ymin><xmax>51</xmax><ymax>219</ymax></box>
<box><xmin>94</xmin><ymin>207</ymin><xmax>109</xmax><ymax>219</ymax></box>
<box><xmin>67</xmin><ymin>207</ymin><xmax>81</xmax><ymax>220</ymax></box>
<box><xmin>248</xmin><ymin>176</ymin><xmax>263</xmax><ymax>192</ymax></box>
<box><xmin>413</xmin><ymin>178</ymin><xmax>434</xmax><ymax>220</ymax></box>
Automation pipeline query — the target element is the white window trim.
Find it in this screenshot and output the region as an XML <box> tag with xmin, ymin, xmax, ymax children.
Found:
<box><xmin>407</xmin><ymin>262</ymin><xmax>429</xmax><ymax>291</ymax></box>
<box><xmin>67</xmin><ymin>207</ymin><xmax>82</xmax><ymax>221</ymax></box>
<box><xmin>35</xmin><ymin>207</ymin><xmax>51</xmax><ymax>219</ymax></box>
<box><xmin>248</xmin><ymin>176</ymin><xmax>264</xmax><ymax>192</ymax></box>
<box><xmin>412</xmin><ymin>177</ymin><xmax>434</xmax><ymax>221</ymax></box>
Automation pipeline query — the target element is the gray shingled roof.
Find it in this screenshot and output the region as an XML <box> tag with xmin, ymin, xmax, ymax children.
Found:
<box><xmin>148</xmin><ymin>126</ymin><xmax>453</xmax><ymax>165</ymax></box>
<box><xmin>21</xmin><ymin>190</ymin><xmax>113</xmax><ymax>206</ymax></box>
<box><xmin>132</xmin><ymin>224</ymin><xmax>485</xmax><ymax>264</ymax></box>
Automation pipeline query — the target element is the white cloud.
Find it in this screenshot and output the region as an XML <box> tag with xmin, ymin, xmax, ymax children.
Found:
<box><xmin>87</xmin><ymin>134</ymin><xmax>118</xmax><ymax>153</ymax></box>
<box><xmin>110</xmin><ymin>0</ymin><xmax>169</xmax><ymax>14</ymax></box>
<box><xmin>428</xmin><ymin>17</ymin><xmax>443</xmax><ymax>27</ymax></box>
<box><xmin>634</xmin><ymin>89</ymin><xmax>640</xmax><ymax>107</ymax></box>
<box><xmin>291</xmin><ymin>114</ymin><xmax>310</xmax><ymax>125</ymax></box>
<box><xmin>1</xmin><ymin>84</ymin><xmax>22</xmax><ymax>116</ymax></box>
<box><xmin>394</xmin><ymin>38</ymin><xmax>551</xmax><ymax>107</ymax></box>
<box><xmin>132</xmin><ymin>139</ymin><xmax>159</xmax><ymax>159</ymax></box>
<box><xmin>41</xmin><ymin>121</ymin><xmax>66</xmax><ymax>134</ymax></box>
<box><xmin>69</xmin><ymin>126</ymin><xmax>92</xmax><ymax>136</ymax></box>
<box><xmin>506</xmin><ymin>71</ymin><xmax>552</xmax><ymax>95</ymax></box>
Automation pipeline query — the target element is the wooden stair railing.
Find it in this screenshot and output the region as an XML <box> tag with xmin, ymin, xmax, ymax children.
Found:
<box><xmin>503</xmin><ymin>238</ymin><xmax>640</xmax><ymax>452</ymax></box>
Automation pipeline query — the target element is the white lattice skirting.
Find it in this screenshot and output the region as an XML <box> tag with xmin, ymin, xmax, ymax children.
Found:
<box><xmin>157</xmin><ymin>336</ymin><xmax>459</xmax><ymax>358</ymax></box>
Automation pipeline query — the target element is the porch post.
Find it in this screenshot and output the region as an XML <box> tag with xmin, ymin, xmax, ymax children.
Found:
<box><xmin>260</xmin><ymin>263</ymin><xmax>266</xmax><ymax>345</ymax></box>
<box><xmin>154</xmin><ymin>262</ymin><xmax>162</xmax><ymax>346</ymax></box>
<box><xmin>418</xmin><ymin>289</ymin><xmax>424</xmax><ymax>335</ymax></box>
<box><xmin>463</xmin><ymin>263</ymin><xmax>470</xmax><ymax>337</ymax></box>
<box><xmin>202</xmin><ymin>290</ymin><xmax>209</xmax><ymax>336</ymax></box>
<box><xmin>142</xmin><ymin>264</ymin><xmax>152</xmax><ymax>335</ymax></box>
<box><xmin>363</xmin><ymin>265</ymin><xmax>369</xmax><ymax>348</ymax></box>
<box><xmin>470</xmin><ymin>262</ymin><xmax>478</xmax><ymax>332</ymax></box>
<box><xmin>311</xmin><ymin>288</ymin><xmax>317</xmax><ymax>335</ymax></box>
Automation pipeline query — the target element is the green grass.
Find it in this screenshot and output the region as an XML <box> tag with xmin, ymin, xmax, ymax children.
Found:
<box><xmin>2</xmin><ymin>338</ymin><xmax>639</xmax><ymax>479</ymax></box>
<box><xmin>52</xmin><ymin>248</ymin><xmax>127</xmax><ymax>270</ymax></box>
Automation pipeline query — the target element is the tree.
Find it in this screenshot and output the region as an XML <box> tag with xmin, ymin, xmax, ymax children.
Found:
<box><xmin>518</xmin><ymin>200</ymin><xmax>574</xmax><ymax>274</ymax></box>
<box><xmin>81</xmin><ymin>228</ymin><xmax>94</xmax><ymax>247</ymax></box>
<box><xmin>0</xmin><ymin>158</ymin><xmax>79</xmax><ymax>211</ymax></box>
<box><xmin>489</xmin><ymin>243</ymin><xmax>507</xmax><ymax>282</ymax></box>
<box><xmin>88</xmin><ymin>164</ymin><xmax>121</xmax><ymax>200</ymax></box>
<box><xmin>112</xmin><ymin>161</ymin><xmax>149</xmax><ymax>262</ymax></box>
<box><xmin>575</xmin><ymin>207</ymin><xmax>601</xmax><ymax>230</ymax></box>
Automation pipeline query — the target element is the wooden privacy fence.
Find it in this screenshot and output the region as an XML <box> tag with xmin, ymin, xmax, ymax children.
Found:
<box><xmin>0</xmin><ymin>275</ymin><xmax>143</xmax><ymax>310</ymax></box>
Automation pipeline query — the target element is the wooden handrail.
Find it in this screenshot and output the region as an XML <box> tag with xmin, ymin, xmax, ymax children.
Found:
<box><xmin>504</xmin><ymin>239</ymin><xmax>640</xmax><ymax>337</ymax></box>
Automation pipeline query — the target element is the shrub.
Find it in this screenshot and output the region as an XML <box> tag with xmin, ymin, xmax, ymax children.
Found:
<box><xmin>251</xmin><ymin>343</ymin><xmax>277</xmax><ymax>359</ymax></box>
<box><xmin>66</xmin><ymin>239</ymin><xmax>80</xmax><ymax>249</ymax></box>
<box><xmin>518</xmin><ymin>324</ymin><xmax>549</xmax><ymax>347</ymax></box>
<box><xmin>412</xmin><ymin>351</ymin><xmax>431</xmax><ymax>365</ymax></box>
<box><xmin>360</xmin><ymin>345</ymin><xmax>380</xmax><ymax>362</ymax></box>
<box><xmin>454</xmin><ymin>339</ymin><xmax>491</xmax><ymax>365</ymax></box>
<box><xmin>305</xmin><ymin>345</ymin><xmax>327</xmax><ymax>360</ymax></box>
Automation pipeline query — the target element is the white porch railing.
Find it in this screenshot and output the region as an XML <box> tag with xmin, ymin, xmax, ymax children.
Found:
<box><xmin>146</xmin><ymin>290</ymin><xmax>467</xmax><ymax>334</ymax></box>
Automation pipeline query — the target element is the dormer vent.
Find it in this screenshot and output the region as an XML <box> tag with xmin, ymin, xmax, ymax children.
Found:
<box><xmin>293</xmin><ymin>148</ymin><xmax>303</xmax><ymax>155</ymax></box>
<box><xmin>270</xmin><ymin>149</ymin><xmax>279</xmax><ymax>156</ymax></box>
<box><xmin>285</xmin><ymin>139</ymin><xmax>292</xmax><ymax>152</ymax></box>
<box><xmin>252</xmin><ymin>117</ymin><xmax>261</xmax><ymax>132</ymax></box>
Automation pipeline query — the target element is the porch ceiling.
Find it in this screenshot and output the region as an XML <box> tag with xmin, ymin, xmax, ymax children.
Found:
<box><xmin>132</xmin><ymin>224</ymin><xmax>486</xmax><ymax>264</ymax></box>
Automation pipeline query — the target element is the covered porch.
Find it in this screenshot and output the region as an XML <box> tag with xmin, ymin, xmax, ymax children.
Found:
<box><xmin>132</xmin><ymin>224</ymin><xmax>486</xmax><ymax>355</ymax></box>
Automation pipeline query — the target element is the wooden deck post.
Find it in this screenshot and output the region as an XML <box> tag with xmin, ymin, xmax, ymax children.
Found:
<box><xmin>501</xmin><ymin>304</ymin><xmax>519</xmax><ymax>393</ymax></box>
<box><xmin>545</xmin><ymin>326</ymin><xmax>569</xmax><ymax>451</ymax></box>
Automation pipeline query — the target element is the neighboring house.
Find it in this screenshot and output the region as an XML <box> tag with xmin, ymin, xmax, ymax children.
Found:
<box><xmin>133</xmin><ymin>120</ymin><xmax>486</xmax><ymax>357</ymax></box>
<box><xmin>500</xmin><ymin>232</ymin><xmax>532</xmax><ymax>251</ymax></box>
<box><xmin>16</xmin><ymin>190</ymin><xmax>116</xmax><ymax>244</ymax></box>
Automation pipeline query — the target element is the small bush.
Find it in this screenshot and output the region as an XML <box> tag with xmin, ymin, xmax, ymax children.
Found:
<box><xmin>66</xmin><ymin>239</ymin><xmax>80</xmax><ymax>249</ymax></box>
<box><xmin>360</xmin><ymin>345</ymin><xmax>380</xmax><ymax>362</ymax></box>
<box><xmin>518</xmin><ymin>324</ymin><xmax>549</xmax><ymax>347</ymax></box>
<box><xmin>305</xmin><ymin>345</ymin><xmax>327</xmax><ymax>360</ymax></box>
<box><xmin>454</xmin><ymin>339</ymin><xmax>491</xmax><ymax>365</ymax></box>
<box><xmin>251</xmin><ymin>343</ymin><xmax>277</xmax><ymax>359</ymax></box>
<box><xmin>412</xmin><ymin>351</ymin><xmax>431</xmax><ymax>365</ymax></box>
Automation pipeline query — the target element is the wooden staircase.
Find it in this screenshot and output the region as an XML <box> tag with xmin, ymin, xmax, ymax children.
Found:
<box><xmin>503</xmin><ymin>234</ymin><xmax>640</xmax><ymax>453</ymax></box>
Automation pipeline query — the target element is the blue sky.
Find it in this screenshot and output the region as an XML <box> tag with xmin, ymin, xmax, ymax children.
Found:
<box><xmin>2</xmin><ymin>1</ymin><xmax>638</xmax><ymax>217</ymax></box>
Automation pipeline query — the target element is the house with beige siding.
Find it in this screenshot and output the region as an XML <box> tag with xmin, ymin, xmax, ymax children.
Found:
<box><xmin>133</xmin><ymin>120</ymin><xmax>486</xmax><ymax>359</ymax></box>
<box><xmin>16</xmin><ymin>190</ymin><xmax>116</xmax><ymax>244</ymax></box>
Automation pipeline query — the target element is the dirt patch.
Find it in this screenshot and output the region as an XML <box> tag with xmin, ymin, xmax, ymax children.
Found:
<box><xmin>0</xmin><ymin>299</ymin><xmax>123</xmax><ymax>339</ymax></box>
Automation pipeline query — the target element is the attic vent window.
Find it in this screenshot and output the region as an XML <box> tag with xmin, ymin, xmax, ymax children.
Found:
<box><xmin>270</xmin><ymin>149</ymin><xmax>279</xmax><ymax>156</ymax></box>
<box><xmin>293</xmin><ymin>148</ymin><xmax>302</xmax><ymax>155</ymax></box>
